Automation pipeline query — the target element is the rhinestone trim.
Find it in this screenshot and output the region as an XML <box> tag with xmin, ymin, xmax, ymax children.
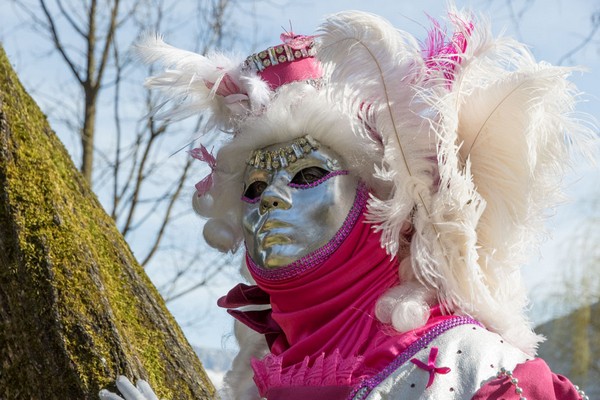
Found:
<box><xmin>247</xmin><ymin>183</ymin><xmax>369</xmax><ymax>281</ymax></box>
<box><xmin>574</xmin><ymin>385</ymin><xmax>590</xmax><ymax>400</ymax></box>
<box><xmin>244</xmin><ymin>41</ymin><xmax>316</xmax><ymax>73</ymax></box>
<box><xmin>247</xmin><ymin>135</ymin><xmax>320</xmax><ymax>171</ymax></box>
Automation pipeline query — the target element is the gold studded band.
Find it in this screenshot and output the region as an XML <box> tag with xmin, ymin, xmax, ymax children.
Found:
<box><xmin>247</xmin><ymin>135</ymin><xmax>320</xmax><ymax>170</ymax></box>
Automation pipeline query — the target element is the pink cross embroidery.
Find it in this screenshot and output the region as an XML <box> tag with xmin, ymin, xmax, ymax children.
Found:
<box><xmin>410</xmin><ymin>346</ymin><xmax>451</xmax><ymax>388</ymax></box>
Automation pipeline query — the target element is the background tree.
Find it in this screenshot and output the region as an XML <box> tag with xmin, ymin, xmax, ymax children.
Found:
<box><xmin>0</xmin><ymin>45</ymin><xmax>214</xmax><ymax>399</ymax></box>
<box><xmin>535</xmin><ymin>190</ymin><xmax>600</xmax><ymax>398</ymax></box>
<box><xmin>497</xmin><ymin>1</ymin><xmax>600</xmax><ymax>397</ymax></box>
<box><xmin>13</xmin><ymin>0</ymin><xmax>133</xmax><ymax>184</ymax></box>
<box><xmin>9</xmin><ymin>0</ymin><xmax>241</xmax><ymax>306</ymax></box>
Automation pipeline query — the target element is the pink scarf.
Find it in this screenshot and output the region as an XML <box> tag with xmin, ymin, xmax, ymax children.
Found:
<box><xmin>219</xmin><ymin>187</ymin><xmax>453</xmax><ymax>399</ymax></box>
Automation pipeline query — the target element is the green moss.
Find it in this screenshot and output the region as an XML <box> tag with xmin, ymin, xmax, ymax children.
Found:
<box><xmin>0</xmin><ymin>46</ymin><xmax>214</xmax><ymax>398</ymax></box>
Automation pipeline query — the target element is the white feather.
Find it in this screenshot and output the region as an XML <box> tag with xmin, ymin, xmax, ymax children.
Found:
<box><xmin>317</xmin><ymin>11</ymin><xmax>437</xmax><ymax>257</ymax></box>
<box><xmin>422</xmin><ymin>12</ymin><xmax>595</xmax><ymax>354</ymax></box>
<box><xmin>132</xmin><ymin>33</ymin><xmax>249</xmax><ymax>129</ymax></box>
<box><xmin>317</xmin><ymin>10</ymin><xmax>594</xmax><ymax>356</ymax></box>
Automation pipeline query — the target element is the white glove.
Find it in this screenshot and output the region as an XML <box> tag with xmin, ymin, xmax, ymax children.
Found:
<box><xmin>99</xmin><ymin>376</ymin><xmax>160</xmax><ymax>400</ymax></box>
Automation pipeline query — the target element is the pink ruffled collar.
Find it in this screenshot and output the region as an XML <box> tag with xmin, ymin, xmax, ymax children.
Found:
<box><xmin>251</xmin><ymin>349</ymin><xmax>363</xmax><ymax>396</ymax></box>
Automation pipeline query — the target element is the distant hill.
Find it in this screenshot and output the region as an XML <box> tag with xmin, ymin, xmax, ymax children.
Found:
<box><xmin>536</xmin><ymin>302</ymin><xmax>599</xmax><ymax>398</ymax></box>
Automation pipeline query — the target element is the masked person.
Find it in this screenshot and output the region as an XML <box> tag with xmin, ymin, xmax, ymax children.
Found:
<box><xmin>101</xmin><ymin>8</ymin><xmax>593</xmax><ymax>400</ymax></box>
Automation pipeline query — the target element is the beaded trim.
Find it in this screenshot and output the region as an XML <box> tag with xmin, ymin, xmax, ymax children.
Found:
<box><xmin>288</xmin><ymin>170</ymin><xmax>349</xmax><ymax>189</ymax></box>
<box><xmin>349</xmin><ymin>317</ymin><xmax>482</xmax><ymax>400</ymax></box>
<box><xmin>574</xmin><ymin>385</ymin><xmax>590</xmax><ymax>400</ymax></box>
<box><xmin>247</xmin><ymin>135</ymin><xmax>320</xmax><ymax>171</ymax></box>
<box><xmin>247</xmin><ymin>183</ymin><xmax>369</xmax><ymax>281</ymax></box>
<box><xmin>244</xmin><ymin>40</ymin><xmax>316</xmax><ymax>73</ymax></box>
<box><xmin>495</xmin><ymin>368</ymin><xmax>527</xmax><ymax>400</ymax></box>
<box><xmin>493</xmin><ymin>367</ymin><xmax>591</xmax><ymax>399</ymax></box>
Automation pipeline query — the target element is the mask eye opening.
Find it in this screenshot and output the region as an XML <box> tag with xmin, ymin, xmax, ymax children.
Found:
<box><xmin>242</xmin><ymin>181</ymin><xmax>267</xmax><ymax>203</ymax></box>
<box><xmin>290</xmin><ymin>167</ymin><xmax>329</xmax><ymax>185</ymax></box>
<box><xmin>289</xmin><ymin>168</ymin><xmax>349</xmax><ymax>189</ymax></box>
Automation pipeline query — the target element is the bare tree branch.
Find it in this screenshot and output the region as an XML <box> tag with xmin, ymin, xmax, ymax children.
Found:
<box><xmin>121</xmin><ymin>116</ymin><xmax>168</xmax><ymax>236</ymax></box>
<box><xmin>165</xmin><ymin>260</ymin><xmax>228</xmax><ymax>302</ymax></box>
<box><xmin>558</xmin><ymin>10</ymin><xmax>600</xmax><ymax>65</ymax></box>
<box><xmin>140</xmin><ymin>158</ymin><xmax>193</xmax><ymax>266</ymax></box>
<box><xmin>55</xmin><ymin>0</ymin><xmax>87</xmax><ymax>39</ymax></box>
<box><xmin>111</xmin><ymin>33</ymin><xmax>123</xmax><ymax>220</ymax></box>
<box><xmin>93</xmin><ymin>0</ymin><xmax>120</xmax><ymax>90</ymax></box>
<box><xmin>38</xmin><ymin>0</ymin><xmax>84</xmax><ymax>84</ymax></box>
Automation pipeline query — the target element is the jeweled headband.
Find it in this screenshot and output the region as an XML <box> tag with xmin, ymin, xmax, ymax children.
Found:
<box><xmin>246</xmin><ymin>135</ymin><xmax>320</xmax><ymax>171</ymax></box>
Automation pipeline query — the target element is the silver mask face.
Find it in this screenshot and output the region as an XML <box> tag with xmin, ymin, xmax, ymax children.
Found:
<box><xmin>241</xmin><ymin>138</ymin><xmax>359</xmax><ymax>269</ymax></box>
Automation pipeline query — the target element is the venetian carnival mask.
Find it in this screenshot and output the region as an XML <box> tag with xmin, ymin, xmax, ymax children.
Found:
<box><xmin>241</xmin><ymin>136</ymin><xmax>359</xmax><ymax>269</ymax></box>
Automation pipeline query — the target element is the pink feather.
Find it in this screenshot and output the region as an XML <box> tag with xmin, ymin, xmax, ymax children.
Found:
<box><xmin>422</xmin><ymin>14</ymin><xmax>473</xmax><ymax>85</ymax></box>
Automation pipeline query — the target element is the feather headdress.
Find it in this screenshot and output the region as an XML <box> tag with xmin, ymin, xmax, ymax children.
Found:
<box><xmin>134</xmin><ymin>33</ymin><xmax>272</xmax><ymax>130</ymax></box>
<box><xmin>316</xmin><ymin>10</ymin><xmax>592</xmax><ymax>355</ymax></box>
<box><xmin>318</xmin><ymin>11</ymin><xmax>437</xmax><ymax>257</ymax></box>
<box><xmin>423</xmin><ymin>11</ymin><xmax>593</xmax><ymax>354</ymax></box>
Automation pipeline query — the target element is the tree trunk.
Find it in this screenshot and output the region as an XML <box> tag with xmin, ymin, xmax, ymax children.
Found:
<box><xmin>0</xmin><ymin>47</ymin><xmax>215</xmax><ymax>399</ymax></box>
<box><xmin>81</xmin><ymin>86</ymin><xmax>97</xmax><ymax>184</ymax></box>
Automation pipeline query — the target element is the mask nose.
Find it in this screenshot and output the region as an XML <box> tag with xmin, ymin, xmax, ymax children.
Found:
<box><xmin>259</xmin><ymin>180</ymin><xmax>291</xmax><ymax>214</ymax></box>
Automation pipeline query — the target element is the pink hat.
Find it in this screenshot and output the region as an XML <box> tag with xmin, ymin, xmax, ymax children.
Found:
<box><xmin>245</xmin><ymin>33</ymin><xmax>322</xmax><ymax>90</ymax></box>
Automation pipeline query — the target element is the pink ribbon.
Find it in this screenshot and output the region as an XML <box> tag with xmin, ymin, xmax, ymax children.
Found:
<box><xmin>189</xmin><ymin>145</ymin><xmax>217</xmax><ymax>196</ymax></box>
<box><xmin>203</xmin><ymin>73</ymin><xmax>250</xmax><ymax>114</ymax></box>
<box><xmin>204</xmin><ymin>73</ymin><xmax>241</xmax><ymax>97</ymax></box>
<box><xmin>410</xmin><ymin>346</ymin><xmax>451</xmax><ymax>388</ymax></box>
<box><xmin>280</xmin><ymin>32</ymin><xmax>316</xmax><ymax>50</ymax></box>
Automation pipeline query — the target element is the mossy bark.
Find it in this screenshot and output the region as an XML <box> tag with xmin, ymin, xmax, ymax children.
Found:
<box><xmin>0</xmin><ymin>47</ymin><xmax>215</xmax><ymax>399</ymax></box>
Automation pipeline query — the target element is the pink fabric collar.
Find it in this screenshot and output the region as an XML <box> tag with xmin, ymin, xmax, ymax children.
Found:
<box><xmin>250</xmin><ymin>208</ymin><xmax>400</xmax><ymax>367</ymax></box>
<box><xmin>219</xmin><ymin>187</ymin><xmax>454</xmax><ymax>398</ymax></box>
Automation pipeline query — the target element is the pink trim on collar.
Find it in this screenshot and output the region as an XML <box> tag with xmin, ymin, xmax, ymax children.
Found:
<box><xmin>350</xmin><ymin>316</ymin><xmax>481</xmax><ymax>400</ymax></box>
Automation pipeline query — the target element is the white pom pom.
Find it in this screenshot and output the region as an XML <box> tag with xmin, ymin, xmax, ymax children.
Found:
<box><xmin>390</xmin><ymin>298</ymin><xmax>430</xmax><ymax>332</ymax></box>
<box><xmin>203</xmin><ymin>218</ymin><xmax>238</xmax><ymax>252</ymax></box>
<box><xmin>192</xmin><ymin>191</ymin><xmax>215</xmax><ymax>217</ymax></box>
<box><xmin>374</xmin><ymin>294</ymin><xmax>396</xmax><ymax>324</ymax></box>
<box><xmin>375</xmin><ymin>281</ymin><xmax>433</xmax><ymax>332</ymax></box>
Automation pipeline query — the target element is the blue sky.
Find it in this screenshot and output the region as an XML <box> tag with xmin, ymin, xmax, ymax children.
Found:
<box><xmin>1</xmin><ymin>0</ymin><xmax>598</xmax><ymax>351</ymax></box>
